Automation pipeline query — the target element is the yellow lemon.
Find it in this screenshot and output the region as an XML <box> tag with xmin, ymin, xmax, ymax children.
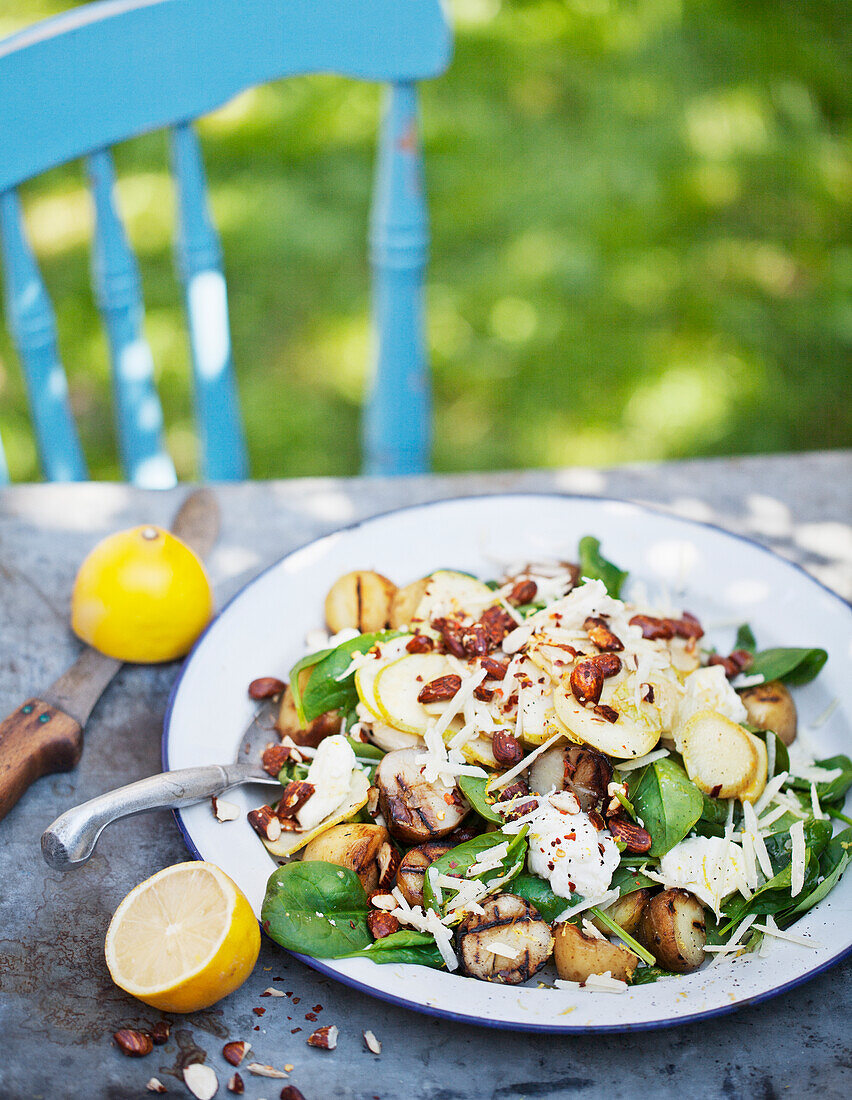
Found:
<box><xmin>71</xmin><ymin>525</ymin><xmax>212</xmax><ymax>662</ymax></box>
<box><xmin>104</xmin><ymin>861</ymin><xmax>260</xmax><ymax>1013</ymax></box>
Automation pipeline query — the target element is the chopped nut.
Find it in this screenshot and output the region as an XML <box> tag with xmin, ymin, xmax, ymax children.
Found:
<box><xmin>146</xmin><ymin>1079</ymin><xmax>167</xmax><ymax>1094</ymax></box>
<box><xmin>262</xmin><ymin>742</ymin><xmax>293</xmax><ymax>777</ymax></box>
<box><xmin>460</xmin><ymin>622</ymin><xmax>489</xmax><ymax>656</ymax></box>
<box><xmin>583</xmin><ymin>616</ymin><xmax>624</xmax><ymax>652</ymax></box>
<box><xmin>376</xmin><ymin>841</ymin><xmax>400</xmax><ymax>890</ymax></box>
<box><xmin>569</xmin><ymin>660</ymin><xmax>604</xmax><ymax>706</ymax></box>
<box><xmin>473</xmin><ymin>683</ymin><xmax>495</xmax><ymax>702</ymax></box>
<box><xmin>629</xmin><ymin>614</ymin><xmax>675</xmax><ymax>640</ymax></box>
<box><xmin>432</xmin><ymin>617</ymin><xmax>467</xmax><ymax>657</ymax></box>
<box><xmin>212</xmin><ymin>796</ymin><xmax>240</xmax><ymax>822</ymax></box>
<box><xmin>405</xmin><ymin>634</ymin><xmax>434</xmax><ymax>654</ymax></box>
<box><xmin>183</xmin><ymin>1063</ymin><xmax>218</xmax><ymax>1100</ymax></box>
<box><xmin>113</xmin><ymin>1028</ymin><xmax>153</xmax><ymax>1057</ymax></box>
<box><xmin>247</xmin><ymin>1062</ymin><xmax>288</xmax><ymax>1078</ymax></box>
<box><xmin>307</xmin><ymin>1024</ymin><xmax>338</xmax><ymax>1050</ymax></box>
<box><xmin>227</xmin><ymin>1072</ymin><xmax>245</xmax><ymax>1095</ymax></box>
<box><xmin>593</xmin><ymin>704</ymin><xmax>619</xmax><ymax>723</ymax></box>
<box><xmin>708</xmin><ymin>649</ymin><xmax>753</xmax><ymax>679</ymax></box>
<box><xmin>369</xmin><ymin>892</ymin><xmax>398</xmax><ymax>911</ymax></box>
<box><xmin>507</xmin><ymin>579</ymin><xmax>537</xmax><ymax>606</ymax></box>
<box><xmin>260</xmin><ymin>986</ymin><xmax>287</xmax><ymax>997</ymax></box>
<box><xmin>479</xmin><ymin>656</ymin><xmax>509</xmax><ymax>679</ymax></box>
<box><xmin>367</xmin><ymin>910</ymin><xmax>401</xmax><ymax>939</ymax></box>
<box><xmin>492</xmin><ymin>730</ymin><xmax>522</xmax><ymax>767</ymax></box>
<box><xmin>223</xmin><ymin>1041</ymin><xmax>251</xmax><ymax>1066</ymax></box>
<box><xmin>363</xmin><ymin>1030</ymin><xmax>382</xmax><ymax>1055</ymax></box>
<box><xmin>608</xmin><ymin>816</ymin><xmax>652</xmax><ymax>853</ymax></box>
<box><xmin>640</xmin><ymin>683</ymin><xmax>655</xmax><ymax>704</ymax></box>
<box><xmin>417</xmin><ymin>674</ymin><xmax>462</xmax><ymax>703</ymax></box>
<box><xmin>150</xmin><ymin>1020</ymin><xmax>170</xmax><ymax>1045</ymax></box>
<box><xmin>478</xmin><ymin>605</ymin><xmax>517</xmax><ymax>648</ymax></box>
<box><xmin>275</xmin><ymin>780</ymin><xmax>316</xmax><ymax>820</ymax></box>
<box><xmin>500</xmin><ymin>780</ymin><xmax>529</xmax><ymax>802</ymax></box>
<box><xmin>249</xmin><ymin>676</ymin><xmax>286</xmax><ymax>699</ymax></box>
<box><xmin>279</xmin><ymin>1088</ymin><xmax>307</xmax><ymax>1100</ymax></box>
<box><xmin>247</xmin><ymin>805</ymin><xmax>282</xmax><ymax>842</ymax></box>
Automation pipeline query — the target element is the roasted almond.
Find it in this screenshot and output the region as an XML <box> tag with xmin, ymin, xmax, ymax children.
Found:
<box><xmin>276</xmin><ymin>780</ymin><xmax>316</xmax><ymax>820</ymax></box>
<box><xmin>629</xmin><ymin>614</ymin><xmax>675</xmax><ymax>640</ymax></box>
<box><xmin>570</xmin><ymin>660</ymin><xmax>604</xmax><ymax>705</ymax></box>
<box><xmin>247</xmin><ymin>806</ymin><xmax>282</xmax><ymax>842</ymax></box>
<box><xmin>508</xmin><ymin>579</ymin><xmax>538</xmax><ymax>606</ymax></box>
<box><xmin>249</xmin><ymin>676</ymin><xmax>286</xmax><ymax>700</ymax></box>
<box><xmin>367</xmin><ymin>910</ymin><xmax>401</xmax><ymax>939</ymax></box>
<box><xmin>480</xmin><ymin>656</ymin><xmax>509</xmax><ymax>680</ymax></box>
<box><xmin>262</xmin><ymin>742</ymin><xmax>293</xmax><ymax>777</ymax></box>
<box><xmin>405</xmin><ymin>634</ymin><xmax>434</xmax><ymax>654</ymax></box>
<box><xmin>223</xmin><ymin>1040</ymin><xmax>251</xmax><ymax>1067</ymax></box>
<box><xmin>307</xmin><ymin>1024</ymin><xmax>338</xmax><ymax>1050</ymax></box>
<box><xmin>593</xmin><ymin>704</ymin><xmax>619</xmax><ymax>723</ymax></box>
<box><xmin>492</xmin><ymin>731</ymin><xmax>523</xmax><ymax>767</ymax></box>
<box><xmin>608</xmin><ymin>816</ymin><xmax>652</xmax><ymax>853</ymax></box>
<box><xmin>150</xmin><ymin>1020</ymin><xmax>170</xmax><ymax>1045</ymax></box>
<box><xmin>583</xmin><ymin>616</ymin><xmax>624</xmax><ymax>652</ymax></box>
<box><xmin>478</xmin><ymin>605</ymin><xmax>517</xmax><ymax>648</ymax></box>
<box><xmin>417</xmin><ymin>674</ymin><xmax>462</xmax><ymax>703</ymax></box>
<box><xmin>113</xmin><ymin>1028</ymin><xmax>153</xmax><ymax>1057</ymax></box>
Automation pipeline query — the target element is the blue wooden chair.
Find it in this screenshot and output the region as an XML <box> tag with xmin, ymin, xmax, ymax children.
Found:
<box><xmin>0</xmin><ymin>0</ymin><xmax>451</xmax><ymax>485</ymax></box>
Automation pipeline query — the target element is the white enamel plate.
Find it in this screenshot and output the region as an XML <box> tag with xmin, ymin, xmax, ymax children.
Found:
<box><xmin>164</xmin><ymin>494</ymin><xmax>852</xmax><ymax>1032</ymax></box>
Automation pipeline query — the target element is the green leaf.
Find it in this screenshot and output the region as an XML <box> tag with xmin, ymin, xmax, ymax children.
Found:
<box><xmin>786</xmin><ymin>827</ymin><xmax>852</xmax><ymax>920</ymax></box>
<box><xmin>631</xmin><ymin>965</ymin><xmax>678</xmax><ymax>985</ymax></box>
<box><xmin>787</xmin><ymin>755</ymin><xmax>852</xmax><ymax>804</ymax></box>
<box><xmin>721</xmin><ymin>847</ymin><xmax>823</xmax><ymax>930</ymax></box>
<box><xmin>260</xmin><ymin>862</ymin><xmax>371</xmax><ymax>957</ymax></box>
<box><xmin>610</xmin><ymin>862</ymin><xmax>657</xmax><ymax>896</ymax></box>
<box><xmin>457</xmin><ymin>775</ymin><xmax>503</xmax><ymax>824</ymax></box>
<box><xmin>346</xmin><ymin>738</ymin><xmax>385</xmax><ymax>761</ymax></box>
<box><xmin>511</xmin><ymin>873</ymin><xmax>569</xmax><ymax>923</ymax></box>
<box><xmin>423</xmin><ymin>828</ymin><xmax>528</xmax><ymax>916</ymax></box>
<box><xmin>629</xmin><ymin>757</ymin><xmax>704</xmax><ymax>857</ymax></box>
<box><xmin>735</xmin><ymin>623</ymin><xmax>757</xmax><ymax>654</ymax></box>
<box><xmin>745</xmin><ymin>647</ymin><xmax>828</xmax><ymax>687</ymax></box>
<box><xmin>298</xmin><ymin>631</ymin><xmax>401</xmax><ymax>723</ymax></box>
<box><xmin>289</xmin><ymin>648</ymin><xmax>334</xmax><ymax>724</ymax></box>
<box><xmin>338</xmin><ymin>929</ymin><xmax>445</xmax><ymax>968</ymax></box>
<box><xmin>277</xmin><ymin>760</ymin><xmax>311</xmax><ymax>784</ymax></box>
<box><xmin>754</xmin><ymin>728</ymin><xmax>790</xmax><ymax>777</ymax></box>
<box><xmin>577</xmin><ymin>536</ymin><xmax>628</xmax><ymax>599</ymax></box>
<box><xmin>761</xmin><ymin>818</ymin><xmax>833</xmax><ymax>874</ymax></box>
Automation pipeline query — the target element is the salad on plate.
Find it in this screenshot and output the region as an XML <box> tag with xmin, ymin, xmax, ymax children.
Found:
<box><xmin>238</xmin><ymin>537</ymin><xmax>850</xmax><ymax>992</ymax></box>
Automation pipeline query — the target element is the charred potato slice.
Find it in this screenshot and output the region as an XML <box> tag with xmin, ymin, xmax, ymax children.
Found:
<box><xmin>276</xmin><ymin>684</ymin><xmax>340</xmax><ymax>748</ymax></box>
<box><xmin>638</xmin><ymin>888</ymin><xmax>706</xmax><ymax>973</ymax></box>
<box><xmin>680</xmin><ymin>710</ymin><xmax>759</xmax><ymax>799</ymax></box>
<box><xmin>740</xmin><ymin>680</ymin><xmax>797</xmax><ymax>746</ymax></box>
<box><xmin>301</xmin><ymin>823</ymin><xmax>391</xmax><ymax>893</ymax></box>
<box><xmin>528</xmin><ymin>744</ymin><xmax>612</xmax><ymax>810</ymax></box>
<box><xmin>324</xmin><ymin>570</ymin><xmax>397</xmax><ymax>633</ymax></box>
<box><xmin>553</xmin><ymin>921</ymin><xmax>639</xmax><ymax>984</ymax></box>
<box><xmin>457</xmin><ymin>894</ymin><xmax>553</xmax><ymax>985</ymax></box>
<box><xmin>375</xmin><ymin>747</ymin><xmax>469</xmax><ymax>843</ymax></box>
<box><xmin>590</xmin><ymin>888</ymin><xmax>653</xmax><ymax>938</ymax></box>
<box><xmin>389</xmin><ymin>578</ymin><xmax>430</xmax><ymax>629</ymax></box>
<box><xmin>395</xmin><ymin>841</ymin><xmax>455</xmax><ymax>907</ymax></box>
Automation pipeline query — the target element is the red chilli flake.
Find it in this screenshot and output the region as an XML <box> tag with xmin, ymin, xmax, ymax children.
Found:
<box><xmin>253</xmin><ymin>1007</ymin><xmax>266</xmax><ymax>1017</ymax></box>
<box><xmin>292</xmin><ymin>997</ymin><xmax>301</xmax><ymax>1004</ymax></box>
<box><xmin>305</xmin><ymin>1013</ymin><xmax>318</xmax><ymax>1022</ymax></box>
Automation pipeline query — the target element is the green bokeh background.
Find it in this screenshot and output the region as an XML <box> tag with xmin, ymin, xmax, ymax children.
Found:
<box><xmin>1</xmin><ymin>0</ymin><xmax>849</xmax><ymax>481</ymax></box>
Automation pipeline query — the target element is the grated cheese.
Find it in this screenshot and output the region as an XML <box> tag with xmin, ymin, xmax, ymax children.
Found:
<box><xmin>708</xmin><ymin>913</ymin><xmax>757</xmax><ymax>966</ymax></box>
<box><xmin>742</xmin><ymin>799</ymin><xmax>773</xmax><ymax>880</ymax></box>
<box><xmin>754</xmin><ymin>771</ymin><xmax>790</xmax><ymax>816</ymax></box>
<box><xmin>790</xmin><ymin>820</ymin><xmax>806</xmax><ymax>897</ymax></box>
<box><xmin>756</xmin><ymin>805</ymin><xmax>787</xmax><ymax>831</ymax></box>
<box><xmin>582</xmin><ymin>971</ymin><xmax>629</xmax><ymax>993</ymax></box>
<box><xmin>617</xmin><ymin>748</ymin><xmax>670</xmax><ymax>773</ymax></box>
<box><xmin>792</xmin><ymin>763</ymin><xmax>843</xmax><ymax>784</ymax></box>
<box><xmin>553</xmin><ymin>887</ymin><xmax>620</xmax><ymax>923</ymax></box>
<box><xmin>766</xmin><ymin>734</ymin><xmax>776</xmax><ymax>782</ymax></box>
<box><xmin>810</xmin><ymin>783</ymin><xmax>825</xmax><ymax>820</ymax></box>
<box><xmin>581</xmin><ymin>919</ymin><xmax>607</xmax><ymax>942</ymax></box>
<box><xmin>732</xmin><ymin>673</ymin><xmax>765</xmax><ymax>689</ymax></box>
<box><xmin>752</xmin><ymin>920</ymin><xmax>821</xmax><ymax>949</ymax></box>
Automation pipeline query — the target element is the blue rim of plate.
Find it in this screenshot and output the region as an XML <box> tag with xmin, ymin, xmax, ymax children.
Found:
<box><xmin>162</xmin><ymin>489</ymin><xmax>852</xmax><ymax>1033</ymax></box>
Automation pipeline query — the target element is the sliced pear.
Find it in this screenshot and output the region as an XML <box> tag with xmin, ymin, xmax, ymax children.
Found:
<box><xmin>373</xmin><ymin>652</ymin><xmax>455</xmax><ymax>734</ymax></box>
<box><xmin>411</xmin><ymin>570</ymin><xmax>497</xmax><ymax>625</ymax></box>
<box><xmin>448</xmin><ymin>730</ymin><xmax>498</xmax><ymax>767</ymax></box>
<box><xmin>262</xmin><ymin>768</ymin><xmax>371</xmax><ymax>859</ymax></box>
<box><xmin>738</xmin><ymin>731</ymin><xmax>768</xmax><ymax>803</ymax></box>
<box><xmin>679</xmin><ymin>710</ymin><xmax>759</xmax><ymax>798</ymax></box>
<box><xmin>389</xmin><ymin>578</ymin><xmax>430</xmax><ymax>629</ymax></box>
<box><xmin>367</xmin><ymin>722</ymin><xmax>422</xmax><ymax>752</ymax></box>
<box><xmin>354</xmin><ymin>635</ymin><xmax>415</xmax><ymax>721</ymax></box>
<box><xmin>553</xmin><ymin>686</ymin><xmax>661</xmax><ymax>760</ymax></box>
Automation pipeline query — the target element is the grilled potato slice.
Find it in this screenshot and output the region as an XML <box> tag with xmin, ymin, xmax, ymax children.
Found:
<box><xmin>325</xmin><ymin>570</ymin><xmax>397</xmax><ymax>633</ymax></box>
<box><xmin>738</xmin><ymin>731</ymin><xmax>768</xmax><ymax>803</ymax></box>
<box><xmin>638</xmin><ymin>888</ymin><xmax>706</xmax><ymax>973</ymax></box>
<box><xmin>553</xmin><ymin>921</ymin><xmax>639</xmax><ymax>984</ymax></box>
<box><xmin>590</xmin><ymin>888</ymin><xmax>653</xmax><ymax>938</ymax></box>
<box><xmin>395</xmin><ymin>841</ymin><xmax>456</xmax><ymax>907</ymax></box>
<box><xmin>302</xmin><ymin>823</ymin><xmax>391</xmax><ymax>893</ymax></box>
<box><xmin>375</xmin><ymin>747</ymin><xmax>469</xmax><ymax>842</ymax></box>
<box><xmin>457</xmin><ymin>894</ymin><xmax>553</xmax><ymax>984</ymax></box>
<box><xmin>679</xmin><ymin>710</ymin><xmax>759</xmax><ymax>798</ymax></box>
<box><xmin>740</xmin><ymin>680</ymin><xmax>797</xmax><ymax>746</ymax></box>
<box><xmin>389</xmin><ymin>578</ymin><xmax>430</xmax><ymax>629</ymax></box>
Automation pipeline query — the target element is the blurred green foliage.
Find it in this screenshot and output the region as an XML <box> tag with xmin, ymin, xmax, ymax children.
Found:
<box><xmin>0</xmin><ymin>0</ymin><xmax>849</xmax><ymax>481</ymax></box>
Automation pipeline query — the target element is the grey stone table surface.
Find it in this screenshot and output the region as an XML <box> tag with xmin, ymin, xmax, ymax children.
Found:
<box><xmin>0</xmin><ymin>452</ymin><xmax>850</xmax><ymax>1100</ymax></box>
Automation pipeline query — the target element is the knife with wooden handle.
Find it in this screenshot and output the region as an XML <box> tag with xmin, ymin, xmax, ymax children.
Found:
<box><xmin>0</xmin><ymin>488</ymin><xmax>220</xmax><ymax>822</ymax></box>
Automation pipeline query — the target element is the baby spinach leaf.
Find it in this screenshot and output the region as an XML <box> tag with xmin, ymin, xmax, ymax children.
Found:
<box><xmin>511</xmin><ymin>873</ymin><xmax>568</xmax><ymax>923</ymax></box>
<box><xmin>458</xmin><ymin>775</ymin><xmax>503</xmax><ymax>824</ymax></box>
<box><xmin>746</xmin><ymin>647</ymin><xmax>828</xmax><ymax>687</ymax></box>
<box><xmin>786</xmin><ymin>827</ymin><xmax>852</xmax><ymax>920</ymax></box>
<box><xmin>735</xmin><ymin>623</ymin><xmax>757</xmax><ymax>653</ymax></box>
<box><xmin>629</xmin><ymin>757</ymin><xmax>704</xmax><ymax>858</ymax></box>
<box><xmin>756</xmin><ymin>729</ymin><xmax>790</xmax><ymax>777</ymax></box>
<box><xmin>762</xmin><ymin>818</ymin><xmax>833</xmax><ymax>874</ymax></box>
<box><xmin>577</xmin><ymin>536</ymin><xmax>628</xmax><ymax>599</ymax></box>
<box><xmin>261</xmin><ymin>862</ymin><xmax>371</xmax><ymax>957</ymax></box>
<box><xmin>297</xmin><ymin>631</ymin><xmax>401</xmax><ymax>723</ymax></box>
<box><xmin>721</xmin><ymin>848</ymin><xmax>822</xmax><ymax>929</ymax></box>
<box><xmin>424</xmin><ymin>827</ymin><xmax>529</xmax><ymax>915</ymax></box>
<box><xmin>631</xmin><ymin>965</ymin><xmax>678</xmax><ymax>985</ymax></box>
<box><xmin>277</xmin><ymin>760</ymin><xmax>311</xmax><ymax>784</ymax></box>
<box><xmin>347</xmin><ymin>738</ymin><xmax>385</xmax><ymax>761</ymax></box>
<box><xmin>610</xmin><ymin>862</ymin><xmax>657</xmax><ymax>897</ymax></box>
<box><xmin>338</xmin><ymin>929</ymin><xmax>445</xmax><ymax>968</ymax></box>
<box><xmin>289</xmin><ymin>648</ymin><xmax>334</xmax><ymax>724</ymax></box>
<box><xmin>787</xmin><ymin>755</ymin><xmax>852</xmax><ymax>804</ymax></box>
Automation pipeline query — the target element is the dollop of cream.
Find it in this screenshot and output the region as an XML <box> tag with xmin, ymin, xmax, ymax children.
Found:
<box><xmin>527</xmin><ymin>802</ymin><xmax>620</xmax><ymax>900</ymax></box>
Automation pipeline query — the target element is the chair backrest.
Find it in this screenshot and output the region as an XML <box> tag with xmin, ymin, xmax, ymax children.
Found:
<box><xmin>0</xmin><ymin>0</ymin><xmax>451</xmax><ymax>485</ymax></box>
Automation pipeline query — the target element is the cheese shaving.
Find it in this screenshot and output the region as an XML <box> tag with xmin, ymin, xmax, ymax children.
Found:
<box><xmin>582</xmin><ymin>971</ymin><xmax>629</xmax><ymax>993</ymax></box>
<box><xmin>493</xmin><ymin>730</ymin><xmax>564</xmax><ymax>790</ymax></box>
<box><xmin>616</xmin><ymin>748</ymin><xmax>670</xmax><ymax>773</ymax></box>
<box><xmin>754</xmin><ymin>771</ymin><xmax>790</xmax><ymax>816</ymax></box>
<box><xmin>485</xmin><ymin>941</ymin><xmax>521</xmax><ymax>959</ymax></box>
<box><xmin>810</xmin><ymin>783</ymin><xmax>825</xmax><ymax>820</ymax></box>
<box><xmin>708</xmin><ymin>913</ymin><xmax>757</xmax><ymax>966</ymax></box>
<box><xmin>752</xmin><ymin>921</ymin><xmax>821</xmax><ymax>949</ymax></box>
<box><xmin>790</xmin><ymin>820</ymin><xmax>806</xmax><ymax>897</ymax></box>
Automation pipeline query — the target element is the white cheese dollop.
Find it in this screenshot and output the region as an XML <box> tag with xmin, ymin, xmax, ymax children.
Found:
<box><xmin>674</xmin><ymin>665</ymin><xmax>747</xmax><ymax>744</ymax></box>
<box><xmin>527</xmin><ymin>803</ymin><xmax>620</xmax><ymax>900</ymax></box>
<box><xmin>296</xmin><ymin>734</ymin><xmax>356</xmax><ymax>831</ymax></box>
<box><xmin>658</xmin><ymin>836</ymin><xmax>749</xmax><ymax>909</ymax></box>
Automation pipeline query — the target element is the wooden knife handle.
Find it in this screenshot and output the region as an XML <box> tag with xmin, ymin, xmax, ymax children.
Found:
<box><xmin>0</xmin><ymin>699</ymin><xmax>83</xmax><ymax>821</ymax></box>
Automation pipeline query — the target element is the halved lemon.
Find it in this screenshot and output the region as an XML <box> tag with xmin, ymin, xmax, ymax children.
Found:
<box><xmin>104</xmin><ymin>861</ymin><xmax>260</xmax><ymax>1012</ymax></box>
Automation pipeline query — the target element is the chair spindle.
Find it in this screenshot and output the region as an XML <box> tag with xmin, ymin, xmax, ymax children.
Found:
<box><xmin>87</xmin><ymin>149</ymin><xmax>176</xmax><ymax>488</ymax></box>
<box><xmin>365</xmin><ymin>81</ymin><xmax>430</xmax><ymax>476</ymax></box>
<box><xmin>0</xmin><ymin>189</ymin><xmax>86</xmax><ymax>481</ymax></box>
<box><xmin>170</xmin><ymin>123</ymin><xmax>247</xmax><ymax>480</ymax></box>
